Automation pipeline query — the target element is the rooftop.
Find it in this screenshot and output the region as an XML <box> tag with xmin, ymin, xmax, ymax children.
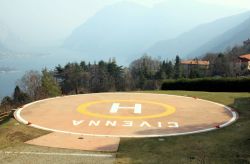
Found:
<box><xmin>181</xmin><ymin>60</ymin><xmax>209</xmax><ymax>65</ymax></box>
<box><xmin>239</xmin><ymin>54</ymin><xmax>250</xmax><ymax>61</ymax></box>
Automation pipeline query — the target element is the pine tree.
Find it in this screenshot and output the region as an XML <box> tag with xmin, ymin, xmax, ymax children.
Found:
<box><xmin>13</xmin><ymin>86</ymin><xmax>30</xmax><ymax>107</ymax></box>
<box><xmin>174</xmin><ymin>55</ymin><xmax>182</xmax><ymax>79</ymax></box>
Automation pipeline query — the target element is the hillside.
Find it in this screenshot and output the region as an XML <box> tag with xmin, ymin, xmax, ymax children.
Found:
<box><xmin>0</xmin><ymin>21</ymin><xmax>20</xmax><ymax>50</ymax></box>
<box><xmin>189</xmin><ymin>16</ymin><xmax>250</xmax><ymax>57</ymax></box>
<box><xmin>147</xmin><ymin>11</ymin><xmax>250</xmax><ymax>59</ymax></box>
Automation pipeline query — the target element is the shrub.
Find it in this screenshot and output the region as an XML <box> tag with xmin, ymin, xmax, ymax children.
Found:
<box><xmin>161</xmin><ymin>78</ymin><xmax>250</xmax><ymax>92</ymax></box>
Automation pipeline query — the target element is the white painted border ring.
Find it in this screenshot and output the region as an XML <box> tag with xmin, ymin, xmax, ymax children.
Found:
<box><xmin>14</xmin><ymin>92</ymin><xmax>238</xmax><ymax>138</ymax></box>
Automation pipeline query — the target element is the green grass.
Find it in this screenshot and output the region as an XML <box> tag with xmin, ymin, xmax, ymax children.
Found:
<box><xmin>0</xmin><ymin>119</ymin><xmax>115</xmax><ymax>164</ymax></box>
<box><xmin>116</xmin><ymin>91</ymin><xmax>250</xmax><ymax>164</ymax></box>
<box><xmin>0</xmin><ymin>118</ymin><xmax>49</xmax><ymax>149</ymax></box>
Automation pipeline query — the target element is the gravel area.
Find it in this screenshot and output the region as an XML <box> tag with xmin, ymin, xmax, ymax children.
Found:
<box><xmin>0</xmin><ymin>144</ymin><xmax>116</xmax><ymax>164</ymax></box>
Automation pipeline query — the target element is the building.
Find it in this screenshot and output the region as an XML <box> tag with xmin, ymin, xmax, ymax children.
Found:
<box><xmin>238</xmin><ymin>54</ymin><xmax>250</xmax><ymax>71</ymax></box>
<box><xmin>181</xmin><ymin>60</ymin><xmax>210</xmax><ymax>69</ymax></box>
<box><xmin>181</xmin><ymin>60</ymin><xmax>210</xmax><ymax>77</ymax></box>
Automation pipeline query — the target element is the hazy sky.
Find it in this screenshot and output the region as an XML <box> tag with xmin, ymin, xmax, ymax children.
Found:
<box><xmin>0</xmin><ymin>0</ymin><xmax>249</xmax><ymax>47</ymax></box>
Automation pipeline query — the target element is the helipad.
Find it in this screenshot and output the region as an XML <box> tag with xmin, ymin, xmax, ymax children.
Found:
<box><xmin>15</xmin><ymin>93</ymin><xmax>237</xmax><ymax>138</ymax></box>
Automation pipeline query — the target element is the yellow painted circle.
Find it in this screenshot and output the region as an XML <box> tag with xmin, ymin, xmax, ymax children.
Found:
<box><xmin>77</xmin><ymin>100</ymin><xmax>176</xmax><ymax>119</ymax></box>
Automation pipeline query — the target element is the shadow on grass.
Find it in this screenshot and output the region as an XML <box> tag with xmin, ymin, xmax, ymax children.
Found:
<box><xmin>231</xmin><ymin>97</ymin><xmax>250</xmax><ymax>117</ymax></box>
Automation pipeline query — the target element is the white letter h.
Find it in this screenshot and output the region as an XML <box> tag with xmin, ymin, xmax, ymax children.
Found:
<box><xmin>110</xmin><ymin>103</ymin><xmax>142</xmax><ymax>114</ymax></box>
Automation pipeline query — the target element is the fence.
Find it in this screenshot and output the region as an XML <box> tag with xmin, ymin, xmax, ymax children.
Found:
<box><xmin>0</xmin><ymin>110</ymin><xmax>14</xmax><ymax>124</ymax></box>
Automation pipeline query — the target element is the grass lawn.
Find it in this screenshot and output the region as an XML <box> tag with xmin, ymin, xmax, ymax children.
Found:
<box><xmin>0</xmin><ymin>91</ymin><xmax>249</xmax><ymax>164</ymax></box>
<box><xmin>0</xmin><ymin>118</ymin><xmax>49</xmax><ymax>150</ymax></box>
<box><xmin>116</xmin><ymin>91</ymin><xmax>250</xmax><ymax>164</ymax></box>
<box><xmin>0</xmin><ymin>119</ymin><xmax>115</xmax><ymax>164</ymax></box>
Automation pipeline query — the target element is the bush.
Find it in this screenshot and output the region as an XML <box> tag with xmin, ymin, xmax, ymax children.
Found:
<box><xmin>161</xmin><ymin>78</ymin><xmax>250</xmax><ymax>92</ymax></box>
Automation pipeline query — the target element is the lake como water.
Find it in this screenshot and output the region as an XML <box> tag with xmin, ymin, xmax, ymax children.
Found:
<box><xmin>0</xmin><ymin>48</ymin><xmax>132</xmax><ymax>100</ymax></box>
<box><xmin>0</xmin><ymin>48</ymin><xmax>87</xmax><ymax>100</ymax></box>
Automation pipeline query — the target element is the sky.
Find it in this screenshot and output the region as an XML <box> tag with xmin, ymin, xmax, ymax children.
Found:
<box><xmin>0</xmin><ymin>0</ymin><xmax>249</xmax><ymax>47</ymax></box>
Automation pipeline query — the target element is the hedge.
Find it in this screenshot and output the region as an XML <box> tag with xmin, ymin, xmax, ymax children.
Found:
<box><xmin>161</xmin><ymin>78</ymin><xmax>250</xmax><ymax>92</ymax></box>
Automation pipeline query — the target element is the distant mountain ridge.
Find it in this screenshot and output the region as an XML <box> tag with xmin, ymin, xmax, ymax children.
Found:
<box><xmin>147</xmin><ymin>11</ymin><xmax>250</xmax><ymax>59</ymax></box>
<box><xmin>0</xmin><ymin>21</ymin><xmax>35</xmax><ymax>60</ymax></box>
<box><xmin>0</xmin><ymin>21</ymin><xmax>20</xmax><ymax>50</ymax></box>
<box><xmin>189</xmin><ymin>16</ymin><xmax>250</xmax><ymax>57</ymax></box>
<box><xmin>63</xmin><ymin>1</ymin><xmax>243</xmax><ymax>63</ymax></box>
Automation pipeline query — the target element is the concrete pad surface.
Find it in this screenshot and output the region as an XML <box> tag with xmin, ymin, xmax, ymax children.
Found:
<box><xmin>26</xmin><ymin>132</ymin><xmax>120</xmax><ymax>152</ymax></box>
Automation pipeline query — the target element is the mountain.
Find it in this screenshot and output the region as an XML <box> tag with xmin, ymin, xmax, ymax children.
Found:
<box><xmin>189</xmin><ymin>16</ymin><xmax>250</xmax><ymax>57</ymax></box>
<box><xmin>64</xmin><ymin>1</ymin><xmax>242</xmax><ymax>63</ymax></box>
<box><xmin>147</xmin><ymin>11</ymin><xmax>250</xmax><ymax>59</ymax></box>
<box><xmin>0</xmin><ymin>21</ymin><xmax>27</xmax><ymax>59</ymax></box>
<box><xmin>0</xmin><ymin>21</ymin><xmax>20</xmax><ymax>50</ymax></box>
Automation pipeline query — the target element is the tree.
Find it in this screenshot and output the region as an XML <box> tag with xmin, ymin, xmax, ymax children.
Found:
<box><xmin>174</xmin><ymin>55</ymin><xmax>182</xmax><ymax>79</ymax></box>
<box><xmin>18</xmin><ymin>70</ymin><xmax>42</xmax><ymax>100</ymax></box>
<box><xmin>55</xmin><ymin>63</ymin><xmax>88</xmax><ymax>94</ymax></box>
<box><xmin>89</xmin><ymin>62</ymin><xmax>109</xmax><ymax>92</ymax></box>
<box><xmin>212</xmin><ymin>53</ymin><xmax>231</xmax><ymax>77</ymax></box>
<box><xmin>202</xmin><ymin>39</ymin><xmax>250</xmax><ymax>77</ymax></box>
<box><xmin>107</xmin><ymin>60</ymin><xmax>125</xmax><ymax>91</ymax></box>
<box><xmin>189</xmin><ymin>67</ymin><xmax>201</xmax><ymax>78</ymax></box>
<box><xmin>157</xmin><ymin>60</ymin><xmax>174</xmax><ymax>79</ymax></box>
<box><xmin>187</xmin><ymin>58</ymin><xmax>202</xmax><ymax>78</ymax></box>
<box><xmin>13</xmin><ymin>86</ymin><xmax>30</xmax><ymax>107</ymax></box>
<box><xmin>41</xmin><ymin>69</ymin><xmax>61</xmax><ymax>98</ymax></box>
<box><xmin>1</xmin><ymin>96</ymin><xmax>13</xmax><ymax>112</ymax></box>
<box><xmin>129</xmin><ymin>55</ymin><xmax>160</xmax><ymax>89</ymax></box>
<box><xmin>123</xmin><ymin>68</ymin><xmax>135</xmax><ymax>90</ymax></box>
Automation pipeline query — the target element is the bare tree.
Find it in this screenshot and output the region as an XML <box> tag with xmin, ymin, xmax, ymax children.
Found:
<box><xmin>17</xmin><ymin>70</ymin><xmax>42</xmax><ymax>100</ymax></box>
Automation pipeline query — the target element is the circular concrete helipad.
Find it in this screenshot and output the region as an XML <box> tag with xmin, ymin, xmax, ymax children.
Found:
<box><xmin>15</xmin><ymin>93</ymin><xmax>237</xmax><ymax>138</ymax></box>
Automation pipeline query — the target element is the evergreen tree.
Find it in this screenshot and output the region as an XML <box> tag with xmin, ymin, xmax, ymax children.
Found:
<box><xmin>212</xmin><ymin>53</ymin><xmax>230</xmax><ymax>77</ymax></box>
<box><xmin>164</xmin><ymin>61</ymin><xmax>174</xmax><ymax>78</ymax></box>
<box><xmin>1</xmin><ymin>96</ymin><xmax>13</xmax><ymax>112</ymax></box>
<box><xmin>174</xmin><ymin>55</ymin><xmax>182</xmax><ymax>79</ymax></box>
<box><xmin>13</xmin><ymin>86</ymin><xmax>30</xmax><ymax>107</ymax></box>
<box><xmin>57</xmin><ymin>63</ymin><xmax>86</xmax><ymax>94</ymax></box>
<box><xmin>41</xmin><ymin>69</ymin><xmax>61</xmax><ymax>97</ymax></box>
